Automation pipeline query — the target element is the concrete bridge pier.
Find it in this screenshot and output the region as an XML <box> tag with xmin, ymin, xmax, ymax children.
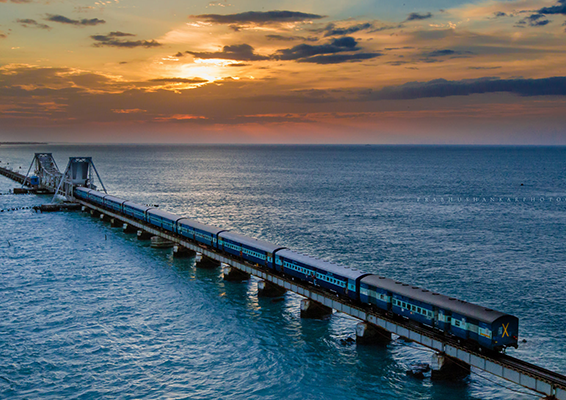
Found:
<box><xmin>257</xmin><ymin>280</ymin><xmax>287</xmax><ymax>297</ymax></box>
<box><xmin>431</xmin><ymin>352</ymin><xmax>470</xmax><ymax>380</ymax></box>
<box><xmin>300</xmin><ymin>299</ymin><xmax>332</xmax><ymax>319</ymax></box>
<box><xmin>99</xmin><ymin>213</ymin><xmax>108</xmax><ymax>222</ymax></box>
<box><xmin>222</xmin><ymin>263</ymin><xmax>250</xmax><ymax>281</ymax></box>
<box><xmin>173</xmin><ymin>245</ymin><xmax>196</xmax><ymax>258</ymax></box>
<box><xmin>89</xmin><ymin>209</ymin><xmax>97</xmax><ymax>217</ymax></box>
<box><xmin>122</xmin><ymin>223</ymin><xmax>137</xmax><ymax>233</ymax></box>
<box><xmin>110</xmin><ymin>218</ymin><xmax>122</xmax><ymax>227</ymax></box>
<box><xmin>355</xmin><ymin>322</ymin><xmax>392</xmax><ymax>345</ymax></box>
<box><xmin>137</xmin><ymin>229</ymin><xmax>152</xmax><ymax>240</ymax></box>
<box><xmin>150</xmin><ymin>236</ymin><xmax>174</xmax><ymax>248</ymax></box>
<box><xmin>195</xmin><ymin>253</ymin><xmax>220</xmax><ymax>269</ymax></box>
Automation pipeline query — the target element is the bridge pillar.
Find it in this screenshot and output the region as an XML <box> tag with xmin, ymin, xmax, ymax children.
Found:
<box><xmin>257</xmin><ymin>280</ymin><xmax>287</xmax><ymax>297</ymax></box>
<box><xmin>150</xmin><ymin>236</ymin><xmax>174</xmax><ymax>248</ymax></box>
<box><xmin>300</xmin><ymin>299</ymin><xmax>332</xmax><ymax>319</ymax></box>
<box><xmin>222</xmin><ymin>263</ymin><xmax>250</xmax><ymax>281</ymax></box>
<box><xmin>356</xmin><ymin>322</ymin><xmax>391</xmax><ymax>345</ymax></box>
<box><xmin>99</xmin><ymin>213</ymin><xmax>107</xmax><ymax>221</ymax></box>
<box><xmin>89</xmin><ymin>209</ymin><xmax>96</xmax><ymax>217</ymax></box>
<box><xmin>431</xmin><ymin>353</ymin><xmax>470</xmax><ymax>380</ymax></box>
<box><xmin>122</xmin><ymin>223</ymin><xmax>137</xmax><ymax>233</ymax></box>
<box><xmin>195</xmin><ymin>253</ymin><xmax>220</xmax><ymax>269</ymax></box>
<box><xmin>137</xmin><ymin>229</ymin><xmax>152</xmax><ymax>240</ymax></box>
<box><xmin>173</xmin><ymin>245</ymin><xmax>196</xmax><ymax>258</ymax></box>
<box><xmin>110</xmin><ymin>218</ymin><xmax>121</xmax><ymax>227</ymax></box>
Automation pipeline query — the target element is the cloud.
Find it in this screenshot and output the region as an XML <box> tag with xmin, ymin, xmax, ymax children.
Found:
<box><xmin>272</xmin><ymin>36</ymin><xmax>381</xmax><ymax>63</ymax></box>
<box><xmin>266</xmin><ymin>34</ymin><xmax>318</xmax><ymax>42</ymax></box>
<box><xmin>91</xmin><ymin>32</ymin><xmax>161</xmax><ymax>48</ymax></box>
<box><xmin>190</xmin><ymin>10</ymin><xmax>325</xmax><ymax>24</ymax></box>
<box><xmin>46</xmin><ymin>14</ymin><xmax>106</xmax><ymax>26</ymax></box>
<box><xmin>275</xmin><ymin>36</ymin><xmax>359</xmax><ymax>60</ymax></box>
<box><xmin>468</xmin><ymin>66</ymin><xmax>501</xmax><ymax>70</ymax></box>
<box><xmin>320</xmin><ymin>22</ymin><xmax>373</xmax><ymax>37</ymax></box>
<box><xmin>297</xmin><ymin>53</ymin><xmax>382</xmax><ymax>64</ymax></box>
<box><xmin>16</xmin><ymin>18</ymin><xmax>51</xmax><ymax>30</ymax></box>
<box><xmin>364</xmin><ymin>77</ymin><xmax>566</xmax><ymax>100</ymax></box>
<box><xmin>405</xmin><ymin>12</ymin><xmax>433</xmax><ymax>21</ymax></box>
<box><xmin>538</xmin><ymin>0</ymin><xmax>566</xmax><ymax>15</ymax></box>
<box><xmin>0</xmin><ymin>0</ymin><xmax>33</xmax><ymax>3</ymax></box>
<box><xmin>187</xmin><ymin>43</ymin><xmax>269</xmax><ymax>61</ymax></box>
<box><xmin>0</xmin><ymin>32</ymin><xmax>7</xmax><ymax>39</ymax></box>
<box><xmin>493</xmin><ymin>11</ymin><xmax>507</xmax><ymax>18</ymax></box>
<box><xmin>516</xmin><ymin>13</ymin><xmax>551</xmax><ymax>27</ymax></box>
<box><xmin>150</xmin><ymin>77</ymin><xmax>208</xmax><ymax>84</ymax></box>
<box><xmin>424</xmin><ymin>49</ymin><xmax>473</xmax><ymax>58</ymax></box>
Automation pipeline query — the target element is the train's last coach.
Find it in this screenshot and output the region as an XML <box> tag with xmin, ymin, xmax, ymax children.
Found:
<box><xmin>360</xmin><ymin>275</ymin><xmax>519</xmax><ymax>351</ymax></box>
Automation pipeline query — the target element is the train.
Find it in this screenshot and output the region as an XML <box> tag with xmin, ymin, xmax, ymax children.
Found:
<box><xmin>74</xmin><ymin>186</ymin><xmax>519</xmax><ymax>351</ymax></box>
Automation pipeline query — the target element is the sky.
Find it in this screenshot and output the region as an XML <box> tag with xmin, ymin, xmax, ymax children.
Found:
<box><xmin>1</xmin><ymin>0</ymin><xmax>566</xmax><ymax>144</ymax></box>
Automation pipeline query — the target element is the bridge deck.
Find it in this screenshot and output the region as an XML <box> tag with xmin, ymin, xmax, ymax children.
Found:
<box><xmin>78</xmin><ymin>199</ymin><xmax>566</xmax><ymax>400</ymax></box>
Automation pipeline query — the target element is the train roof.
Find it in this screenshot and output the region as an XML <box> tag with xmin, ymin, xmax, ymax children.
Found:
<box><xmin>147</xmin><ymin>208</ymin><xmax>184</xmax><ymax>222</ymax></box>
<box><xmin>177</xmin><ymin>218</ymin><xmax>226</xmax><ymax>235</ymax></box>
<box><xmin>75</xmin><ymin>187</ymin><xmax>91</xmax><ymax>194</ymax></box>
<box><xmin>104</xmin><ymin>194</ymin><xmax>126</xmax><ymax>204</ymax></box>
<box><xmin>88</xmin><ymin>189</ymin><xmax>106</xmax><ymax>198</ymax></box>
<box><xmin>361</xmin><ymin>275</ymin><xmax>513</xmax><ymax>324</ymax></box>
<box><xmin>219</xmin><ymin>231</ymin><xmax>283</xmax><ymax>253</ymax></box>
<box><xmin>277</xmin><ymin>249</ymin><xmax>367</xmax><ymax>280</ymax></box>
<box><xmin>123</xmin><ymin>201</ymin><xmax>153</xmax><ymax>212</ymax></box>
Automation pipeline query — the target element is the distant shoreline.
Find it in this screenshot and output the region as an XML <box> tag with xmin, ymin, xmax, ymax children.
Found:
<box><xmin>0</xmin><ymin>142</ymin><xmax>48</xmax><ymax>146</ymax></box>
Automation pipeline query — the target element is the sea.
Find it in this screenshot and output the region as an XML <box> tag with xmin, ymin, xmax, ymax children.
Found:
<box><xmin>1</xmin><ymin>144</ymin><xmax>565</xmax><ymax>400</ymax></box>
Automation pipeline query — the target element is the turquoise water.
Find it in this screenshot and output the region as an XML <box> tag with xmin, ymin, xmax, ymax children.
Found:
<box><xmin>1</xmin><ymin>145</ymin><xmax>565</xmax><ymax>399</ymax></box>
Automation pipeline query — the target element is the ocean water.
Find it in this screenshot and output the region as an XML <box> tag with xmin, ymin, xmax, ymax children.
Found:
<box><xmin>1</xmin><ymin>144</ymin><xmax>565</xmax><ymax>399</ymax></box>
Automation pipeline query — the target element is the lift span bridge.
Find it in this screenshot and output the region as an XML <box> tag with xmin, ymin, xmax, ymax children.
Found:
<box><xmin>0</xmin><ymin>154</ymin><xmax>565</xmax><ymax>400</ymax></box>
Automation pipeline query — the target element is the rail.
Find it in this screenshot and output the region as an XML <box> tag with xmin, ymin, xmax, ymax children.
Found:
<box><xmin>77</xmin><ymin>199</ymin><xmax>566</xmax><ymax>400</ymax></box>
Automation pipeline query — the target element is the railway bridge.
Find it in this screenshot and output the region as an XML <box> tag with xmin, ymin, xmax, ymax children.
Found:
<box><xmin>1</xmin><ymin>154</ymin><xmax>565</xmax><ymax>400</ymax></box>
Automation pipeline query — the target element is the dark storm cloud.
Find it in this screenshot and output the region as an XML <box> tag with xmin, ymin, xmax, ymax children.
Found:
<box><xmin>297</xmin><ymin>53</ymin><xmax>382</xmax><ymax>64</ymax></box>
<box><xmin>91</xmin><ymin>32</ymin><xmax>161</xmax><ymax>48</ymax></box>
<box><xmin>516</xmin><ymin>14</ymin><xmax>550</xmax><ymax>27</ymax></box>
<box><xmin>16</xmin><ymin>18</ymin><xmax>51</xmax><ymax>29</ymax></box>
<box><xmin>538</xmin><ymin>0</ymin><xmax>566</xmax><ymax>15</ymax></box>
<box><xmin>46</xmin><ymin>14</ymin><xmax>105</xmax><ymax>26</ymax></box>
<box><xmin>190</xmin><ymin>11</ymin><xmax>325</xmax><ymax>24</ymax></box>
<box><xmin>364</xmin><ymin>77</ymin><xmax>566</xmax><ymax>100</ymax></box>
<box><xmin>405</xmin><ymin>12</ymin><xmax>433</xmax><ymax>21</ymax></box>
<box><xmin>320</xmin><ymin>22</ymin><xmax>373</xmax><ymax>37</ymax></box>
<box><xmin>265</xmin><ymin>34</ymin><xmax>318</xmax><ymax>42</ymax></box>
<box><xmin>274</xmin><ymin>37</ymin><xmax>359</xmax><ymax>60</ymax></box>
<box><xmin>187</xmin><ymin>44</ymin><xmax>269</xmax><ymax>61</ymax></box>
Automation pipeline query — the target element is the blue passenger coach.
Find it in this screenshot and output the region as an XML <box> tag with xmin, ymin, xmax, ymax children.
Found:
<box><xmin>147</xmin><ymin>208</ymin><xmax>183</xmax><ymax>233</ymax></box>
<box><xmin>275</xmin><ymin>249</ymin><xmax>370</xmax><ymax>300</ymax></box>
<box><xmin>73</xmin><ymin>187</ymin><xmax>91</xmax><ymax>201</ymax></box>
<box><xmin>103</xmin><ymin>195</ymin><xmax>126</xmax><ymax>213</ymax></box>
<box><xmin>177</xmin><ymin>218</ymin><xmax>226</xmax><ymax>248</ymax></box>
<box><xmin>123</xmin><ymin>201</ymin><xmax>153</xmax><ymax>222</ymax></box>
<box><xmin>360</xmin><ymin>275</ymin><xmax>519</xmax><ymax>350</ymax></box>
<box><xmin>218</xmin><ymin>231</ymin><xmax>284</xmax><ymax>269</ymax></box>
